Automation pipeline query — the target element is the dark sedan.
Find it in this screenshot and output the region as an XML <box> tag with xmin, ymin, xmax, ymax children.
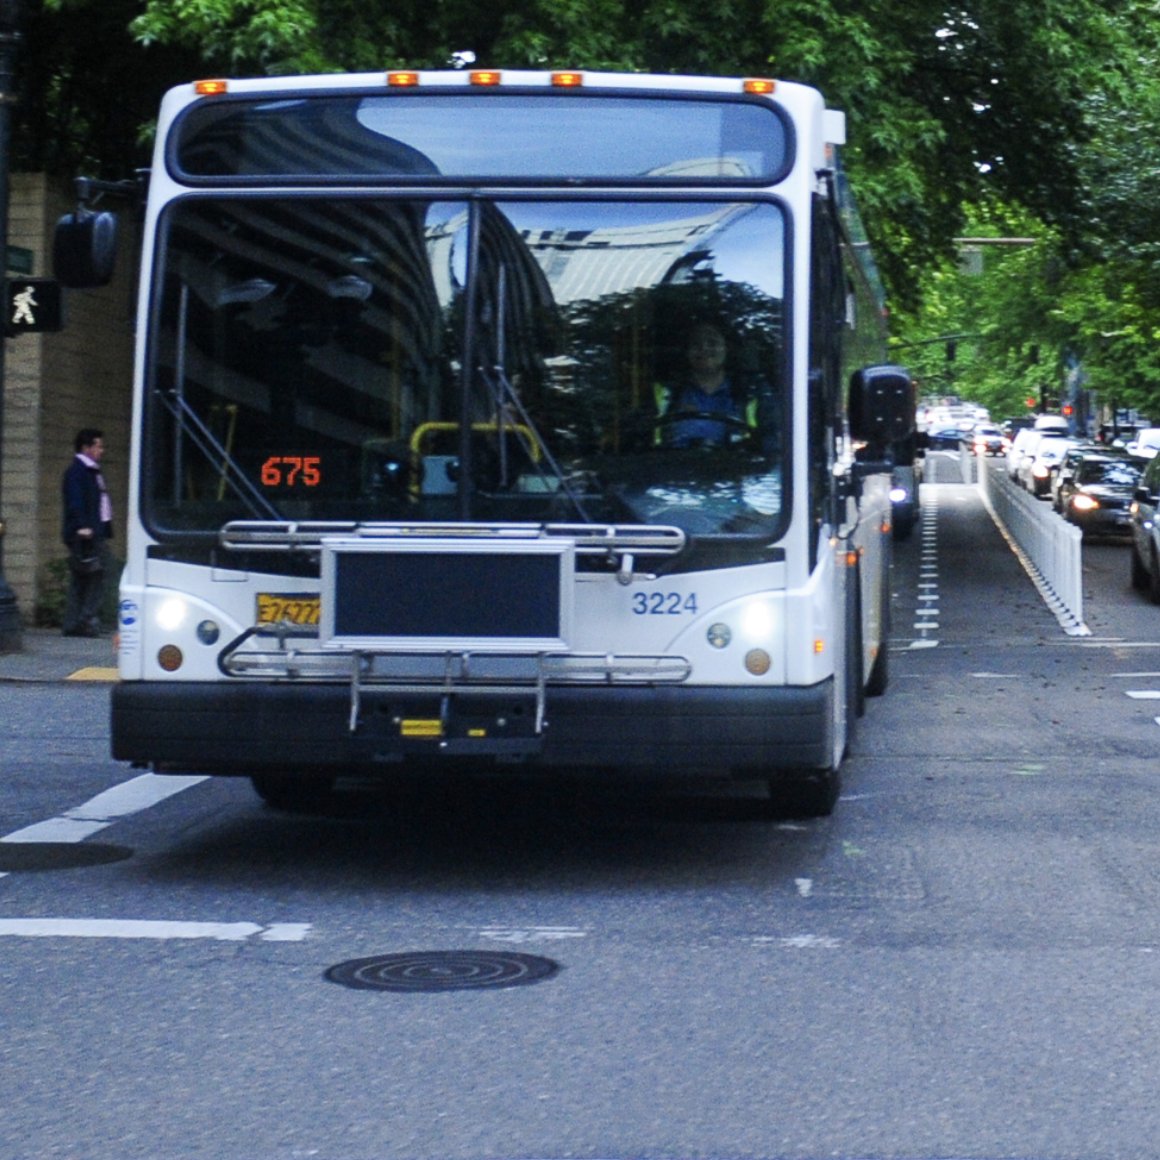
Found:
<box><xmin>1058</xmin><ymin>454</ymin><xmax>1143</xmax><ymax>537</ymax></box>
<box><xmin>926</xmin><ymin>425</ymin><xmax>972</xmax><ymax>450</ymax></box>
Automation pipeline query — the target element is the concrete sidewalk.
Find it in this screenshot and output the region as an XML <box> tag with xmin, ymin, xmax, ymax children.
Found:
<box><xmin>0</xmin><ymin>627</ymin><xmax>119</xmax><ymax>683</ymax></box>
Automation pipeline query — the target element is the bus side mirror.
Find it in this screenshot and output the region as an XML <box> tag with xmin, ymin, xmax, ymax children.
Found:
<box><xmin>849</xmin><ymin>364</ymin><xmax>915</xmax><ymax>450</ymax></box>
<box><xmin>53</xmin><ymin>210</ymin><xmax>118</xmax><ymax>288</ymax></box>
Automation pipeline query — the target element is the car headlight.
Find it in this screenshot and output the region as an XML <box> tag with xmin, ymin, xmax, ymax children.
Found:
<box><xmin>1071</xmin><ymin>494</ymin><xmax>1099</xmax><ymax>511</ymax></box>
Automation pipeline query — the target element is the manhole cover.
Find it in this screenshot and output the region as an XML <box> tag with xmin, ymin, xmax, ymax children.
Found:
<box><xmin>325</xmin><ymin>950</ymin><xmax>560</xmax><ymax>992</ymax></box>
<box><xmin>0</xmin><ymin>842</ymin><xmax>134</xmax><ymax>872</ymax></box>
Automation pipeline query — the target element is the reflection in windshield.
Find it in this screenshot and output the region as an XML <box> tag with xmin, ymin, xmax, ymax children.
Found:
<box><xmin>146</xmin><ymin>196</ymin><xmax>787</xmax><ymax>542</ymax></box>
<box><xmin>1078</xmin><ymin>460</ymin><xmax>1142</xmax><ymax>487</ymax></box>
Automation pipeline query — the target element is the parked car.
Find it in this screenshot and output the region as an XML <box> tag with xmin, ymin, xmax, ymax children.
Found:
<box><xmin>1057</xmin><ymin>453</ymin><xmax>1143</xmax><ymax>537</ymax></box>
<box><xmin>1129</xmin><ymin>454</ymin><xmax>1160</xmax><ymax>601</ymax></box>
<box><xmin>971</xmin><ymin>423</ymin><xmax>1007</xmax><ymax>456</ymax></box>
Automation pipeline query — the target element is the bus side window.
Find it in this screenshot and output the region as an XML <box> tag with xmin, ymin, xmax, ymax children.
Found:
<box><xmin>807</xmin><ymin>194</ymin><xmax>845</xmax><ymax>561</ymax></box>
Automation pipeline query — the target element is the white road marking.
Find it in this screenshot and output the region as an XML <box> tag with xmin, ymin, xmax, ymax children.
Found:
<box><xmin>2</xmin><ymin>773</ymin><xmax>208</xmax><ymax>844</ymax></box>
<box><xmin>478</xmin><ymin>926</ymin><xmax>587</xmax><ymax>942</ymax></box>
<box><xmin>1125</xmin><ymin>691</ymin><xmax>1160</xmax><ymax>700</ymax></box>
<box><xmin>751</xmin><ymin>934</ymin><xmax>842</xmax><ymax>949</ymax></box>
<box><xmin>3</xmin><ymin>817</ymin><xmax>110</xmax><ymax>844</ymax></box>
<box><xmin>0</xmin><ymin>919</ymin><xmax>310</xmax><ymax>942</ymax></box>
<box><xmin>0</xmin><ymin>772</ymin><xmax>209</xmax><ymax>879</ymax></box>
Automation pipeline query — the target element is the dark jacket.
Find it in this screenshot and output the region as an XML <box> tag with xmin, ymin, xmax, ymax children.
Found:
<box><xmin>61</xmin><ymin>456</ymin><xmax>112</xmax><ymax>545</ymax></box>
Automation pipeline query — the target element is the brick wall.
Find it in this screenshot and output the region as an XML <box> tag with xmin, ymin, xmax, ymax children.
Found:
<box><xmin>2</xmin><ymin>174</ymin><xmax>134</xmax><ymax>621</ymax></box>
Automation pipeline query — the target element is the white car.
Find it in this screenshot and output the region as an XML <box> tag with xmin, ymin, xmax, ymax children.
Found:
<box><xmin>1022</xmin><ymin>436</ymin><xmax>1073</xmax><ymax>496</ymax></box>
<box><xmin>1125</xmin><ymin>428</ymin><xmax>1160</xmax><ymax>458</ymax></box>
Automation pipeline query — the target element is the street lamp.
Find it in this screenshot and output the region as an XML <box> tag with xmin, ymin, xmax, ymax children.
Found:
<box><xmin>0</xmin><ymin>0</ymin><xmax>23</xmax><ymax>651</ymax></box>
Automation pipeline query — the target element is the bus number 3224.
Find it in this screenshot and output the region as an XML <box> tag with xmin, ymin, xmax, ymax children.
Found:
<box><xmin>632</xmin><ymin>592</ymin><xmax>698</xmax><ymax>615</ymax></box>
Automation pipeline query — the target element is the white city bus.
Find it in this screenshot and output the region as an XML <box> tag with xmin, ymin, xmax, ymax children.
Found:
<box><xmin>56</xmin><ymin>68</ymin><xmax>913</xmax><ymax>816</ymax></box>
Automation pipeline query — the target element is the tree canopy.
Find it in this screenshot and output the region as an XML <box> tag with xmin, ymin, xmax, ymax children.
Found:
<box><xmin>23</xmin><ymin>0</ymin><xmax>1160</xmax><ymax>419</ymax></box>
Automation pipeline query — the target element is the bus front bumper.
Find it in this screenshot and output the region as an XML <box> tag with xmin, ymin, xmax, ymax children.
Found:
<box><xmin>111</xmin><ymin>680</ymin><xmax>836</xmax><ymax>777</ymax></box>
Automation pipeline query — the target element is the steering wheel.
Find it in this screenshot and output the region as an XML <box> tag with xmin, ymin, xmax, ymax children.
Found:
<box><xmin>655</xmin><ymin>410</ymin><xmax>752</xmax><ymax>446</ymax></box>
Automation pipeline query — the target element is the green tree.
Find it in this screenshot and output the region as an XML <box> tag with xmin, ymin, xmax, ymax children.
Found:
<box><xmin>21</xmin><ymin>1</ymin><xmax>203</xmax><ymax>177</ymax></box>
<box><xmin>892</xmin><ymin>5</ymin><xmax>1160</xmax><ymax>423</ymax></box>
<box><xmin>26</xmin><ymin>0</ymin><xmax>1160</xmax><ymax>372</ymax></box>
<box><xmin>123</xmin><ymin>0</ymin><xmax>1144</xmax><ymax>310</ymax></box>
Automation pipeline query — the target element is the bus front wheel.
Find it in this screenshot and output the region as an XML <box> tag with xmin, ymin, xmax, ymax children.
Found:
<box><xmin>251</xmin><ymin>772</ymin><xmax>337</xmax><ymax>812</ymax></box>
<box><xmin>771</xmin><ymin>768</ymin><xmax>840</xmax><ymax>819</ymax></box>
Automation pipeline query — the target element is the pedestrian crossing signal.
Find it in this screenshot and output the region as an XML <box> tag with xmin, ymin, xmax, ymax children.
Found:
<box><xmin>5</xmin><ymin>278</ymin><xmax>63</xmax><ymax>336</ymax></box>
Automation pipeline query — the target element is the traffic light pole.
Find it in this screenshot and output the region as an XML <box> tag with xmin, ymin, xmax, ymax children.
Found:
<box><xmin>0</xmin><ymin>0</ymin><xmax>24</xmax><ymax>651</ymax></box>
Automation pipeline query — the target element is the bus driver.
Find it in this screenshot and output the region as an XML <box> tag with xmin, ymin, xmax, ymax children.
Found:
<box><xmin>655</xmin><ymin>322</ymin><xmax>777</xmax><ymax>453</ymax></box>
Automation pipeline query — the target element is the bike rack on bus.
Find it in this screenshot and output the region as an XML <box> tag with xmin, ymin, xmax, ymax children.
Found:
<box><xmin>215</xmin><ymin>520</ymin><xmax>692</xmax><ymax>743</ymax></box>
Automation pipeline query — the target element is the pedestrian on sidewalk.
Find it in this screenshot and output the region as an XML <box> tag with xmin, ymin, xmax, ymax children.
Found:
<box><xmin>60</xmin><ymin>428</ymin><xmax>114</xmax><ymax>637</ymax></box>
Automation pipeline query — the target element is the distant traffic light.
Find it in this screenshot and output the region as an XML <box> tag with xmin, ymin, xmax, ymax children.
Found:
<box><xmin>1061</xmin><ymin>403</ymin><xmax>1074</xmax><ymax>418</ymax></box>
<box><xmin>1025</xmin><ymin>397</ymin><xmax>1037</xmax><ymax>408</ymax></box>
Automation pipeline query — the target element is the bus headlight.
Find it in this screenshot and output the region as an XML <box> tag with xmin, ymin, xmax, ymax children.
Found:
<box><xmin>739</xmin><ymin>602</ymin><xmax>774</xmax><ymax>639</ymax></box>
<box><xmin>889</xmin><ymin>486</ymin><xmax>909</xmax><ymax>503</ymax></box>
<box><xmin>156</xmin><ymin>597</ymin><xmax>187</xmax><ymax>631</ymax></box>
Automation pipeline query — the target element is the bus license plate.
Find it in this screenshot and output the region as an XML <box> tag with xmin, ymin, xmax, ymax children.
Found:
<box><xmin>256</xmin><ymin>593</ymin><xmax>321</xmax><ymax>626</ymax></box>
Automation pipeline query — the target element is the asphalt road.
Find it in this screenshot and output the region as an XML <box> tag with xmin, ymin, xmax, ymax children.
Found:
<box><xmin>2</xmin><ymin>459</ymin><xmax>1159</xmax><ymax>1160</ymax></box>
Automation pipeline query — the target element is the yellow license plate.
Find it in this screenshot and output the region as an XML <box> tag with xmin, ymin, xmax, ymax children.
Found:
<box><xmin>256</xmin><ymin>593</ymin><xmax>321</xmax><ymax>626</ymax></box>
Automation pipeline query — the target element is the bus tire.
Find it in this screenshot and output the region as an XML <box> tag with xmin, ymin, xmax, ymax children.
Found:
<box><xmin>251</xmin><ymin>772</ymin><xmax>336</xmax><ymax>812</ymax></box>
<box><xmin>771</xmin><ymin>768</ymin><xmax>840</xmax><ymax>819</ymax></box>
<box><xmin>865</xmin><ymin>639</ymin><xmax>889</xmax><ymax>697</ymax></box>
<box><xmin>848</xmin><ymin>563</ymin><xmax>866</xmax><ymax>723</ymax></box>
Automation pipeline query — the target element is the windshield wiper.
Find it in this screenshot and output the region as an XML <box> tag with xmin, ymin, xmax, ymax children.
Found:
<box><xmin>476</xmin><ymin>360</ymin><xmax>593</xmax><ymax>523</ymax></box>
<box><xmin>476</xmin><ymin>258</ymin><xmax>592</xmax><ymax>523</ymax></box>
<box><xmin>156</xmin><ymin>388</ymin><xmax>282</xmax><ymax>521</ymax></box>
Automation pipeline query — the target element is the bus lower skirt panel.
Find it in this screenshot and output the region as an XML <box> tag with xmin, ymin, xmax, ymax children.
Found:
<box><xmin>111</xmin><ymin>680</ymin><xmax>835</xmax><ymax>777</ymax></box>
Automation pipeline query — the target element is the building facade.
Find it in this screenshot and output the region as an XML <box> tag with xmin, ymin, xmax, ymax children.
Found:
<box><xmin>2</xmin><ymin>174</ymin><xmax>134</xmax><ymax>623</ymax></box>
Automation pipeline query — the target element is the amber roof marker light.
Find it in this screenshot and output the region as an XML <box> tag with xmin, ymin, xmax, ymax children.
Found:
<box><xmin>194</xmin><ymin>79</ymin><xmax>230</xmax><ymax>96</ymax></box>
<box><xmin>743</xmin><ymin>78</ymin><xmax>777</xmax><ymax>95</ymax></box>
<box><xmin>551</xmin><ymin>72</ymin><xmax>585</xmax><ymax>88</ymax></box>
<box><xmin>386</xmin><ymin>71</ymin><xmax>420</xmax><ymax>87</ymax></box>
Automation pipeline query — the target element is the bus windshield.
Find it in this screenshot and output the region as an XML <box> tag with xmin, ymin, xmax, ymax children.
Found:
<box><xmin>144</xmin><ymin>195</ymin><xmax>788</xmax><ymax>541</ymax></box>
<box><xmin>173</xmin><ymin>93</ymin><xmax>791</xmax><ymax>184</ymax></box>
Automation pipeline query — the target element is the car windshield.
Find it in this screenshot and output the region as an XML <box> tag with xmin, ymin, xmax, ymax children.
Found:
<box><xmin>1077</xmin><ymin>459</ymin><xmax>1142</xmax><ymax>486</ymax></box>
